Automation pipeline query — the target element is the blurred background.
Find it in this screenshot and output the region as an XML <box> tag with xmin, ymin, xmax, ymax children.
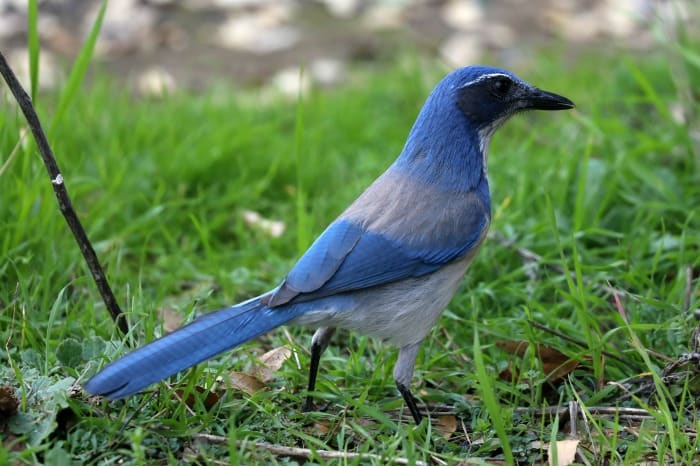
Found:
<box><xmin>2</xmin><ymin>2</ymin><xmax>700</xmax><ymax>463</ymax></box>
<box><xmin>0</xmin><ymin>0</ymin><xmax>693</xmax><ymax>96</ymax></box>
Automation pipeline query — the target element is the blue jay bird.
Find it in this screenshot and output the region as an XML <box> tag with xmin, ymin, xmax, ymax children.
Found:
<box><xmin>85</xmin><ymin>66</ymin><xmax>573</xmax><ymax>424</ymax></box>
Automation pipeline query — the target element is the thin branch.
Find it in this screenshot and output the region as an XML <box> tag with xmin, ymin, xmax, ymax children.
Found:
<box><xmin>192</xmin><ymin>433</ymin><xmax>429</xmax><ymax>466</ymax></box>
<box><xmin>423</xmin><ymin>402</ymin><xmax>654</xmax><ymax>419</ymax></box>
<box><xmin>0</xmin><ymin>51</ymin><xmax>129</xmax><ymax>337</ymax></box>
<box><xmin>568</xmin><ymin>401</ymin><xmax>579</xmax><ymax>437</ymax></box>
<box><xmin>512</xmin><ymin>405</ymin><xmax>654</xmax><ymax>419</ymax></box>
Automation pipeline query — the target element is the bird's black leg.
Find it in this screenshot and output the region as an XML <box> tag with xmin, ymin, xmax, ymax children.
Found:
<box><xmin>394</xmin><ymin>342</ymin><xmax>424</xmax><ymax>425</ymax></box>
<box><xmin>397</xmin><ymin>381</ymin><xmax>422</xmax><ymax>425</ymax></box>
<box><xmin>304</xmin><ymin>326</ymin><xmax>336</xmax><ymax>412</ymax></box>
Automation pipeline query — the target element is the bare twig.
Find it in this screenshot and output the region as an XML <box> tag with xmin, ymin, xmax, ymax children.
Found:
<box><xmin>0</xmin><ymin>51</ymin><xmax>129</xmax><ymax>337</ymax></box>
<box><xmin>192</xmin><ymin>433</ymin><xmax>429</xmax><ymax>466</ymax></box>
<box><xmin>512</xmin><ymin>405</ymin><xmax>654</xmax><ymax>420</ymax></box>
<box><xmin>568</xmin><ymin>401</ymin><xmax>578</xmax><ymax>437</ymax></box>
<box><xmin>416</xmin><ymin>403</ymin><xmax>654</xmax><ymax>422</ymax></box>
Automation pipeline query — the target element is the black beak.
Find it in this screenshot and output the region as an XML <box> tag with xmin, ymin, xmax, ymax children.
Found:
<box><xmin>520</xmin><ymin>88</ymin><xmax>575</xmax><ymax>111</ymax></box>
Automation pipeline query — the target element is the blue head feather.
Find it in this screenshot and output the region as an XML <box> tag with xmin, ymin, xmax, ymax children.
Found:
<box><xmin>393</xmin><ymin>66</ymin><xmax>529</xmax><ymax>195</ymax></box>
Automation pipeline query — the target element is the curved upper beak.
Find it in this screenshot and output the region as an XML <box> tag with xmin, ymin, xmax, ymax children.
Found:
<box><xmin>520</xmin><ymin>87</ymin><xmax>575</xmax><ymax>111</ymax></box>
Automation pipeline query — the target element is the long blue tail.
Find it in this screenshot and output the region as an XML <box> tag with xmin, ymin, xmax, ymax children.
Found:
<box><xmin>84</xmin><ymin>297</ymin><xmax>303</xmax><ymax>400</ymax></box>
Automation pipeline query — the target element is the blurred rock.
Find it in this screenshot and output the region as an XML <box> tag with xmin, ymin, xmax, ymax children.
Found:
<box><xmin>362</xmin><ymin>3</ymin><xmax>405</xmax><ymax>30</ymax></box>
<box><xmin>441</xmin><ymin>0</ymin><xmax>483</xmax><ymax>31</ymax></box>
<box><xmin>0</xmin><ymin>12</ymin><xmax>24</xmax><ymax>39</ymax></box>
<box><xmin>481</xmin><ymin>22</ymin><xmax>516</xmax><ymax>49</ymax></box>
<box><xmin>7</xmin><ymin>48</ymin><xmax>61</xmax><ymax>91</ymax></box>
<box><xmin>545</xmin><ymin>0</ymin><xmax>653</xmax><ymax>43</ymax></box>
<box><xmin>0</xmin><ymin>0</ymin><xmax>684</xmax><ymax>92</ymax></box>
<box><xmin>310</xmin><ymin>58</ymin><xmax>345</xmax><ymax>87</ymax></box>
<box><xmin>158</xmin><ymin>21</ymin><xmax>190</xmax><ymax>52</ymax></box>
<box><xmin>137</xmin><ymin>67</ymin><xmax>177</xmax><ymax>97</ymax></box>
<box><xmin>0</xmin><ymin>0</ymin><xmax>26</xmax><ymax>13</ymax></box>
<box><xmin>85</xmin><ymin>0</ymin><xmax>158</xmax><ymax>56</ymax></box>
<box><xmin>211</xmin><ymin>0</ymin><xmax>278</xmax><ymax>8</ymax></box>
<box><xmin>320</xmin><ymin>0</ymin><xmax>360</xmax><ymax>19</ymax></box>
<box><xmin>269</xmin><ymin>65</ymin><xmax>311</xmax><ymax>98</ymax></box>
<box><xmin>217</xmin><ymin>3</ymin><xmax>299</xmax><ymax>54</ymax></box>
<box><xmin>37</xmin><ymin>15</ymin><xmax>79</xmax><ymax>55</ymax></box>
<box><xmin>600</xmin><ymin>0</ymin><xmax>647</xmax><ymax>37</ymax></box>
<box><xmin>440</xmin><ymin>33</ymin><xmax>482</xmax><ymax>68</ymax></box>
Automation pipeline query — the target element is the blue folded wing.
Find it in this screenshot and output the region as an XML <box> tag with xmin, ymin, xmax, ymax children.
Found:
<box><xmin>268</xmin><ymin>203</ymin><xmax>489</xmax><ymax>307</ymax></box>
<box><xmin>281</xmin><ymin>220</ymin><xmax>364</xmax><ymax>293</ymax></box>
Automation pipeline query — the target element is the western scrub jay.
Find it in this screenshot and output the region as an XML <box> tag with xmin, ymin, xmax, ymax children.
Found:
<box><xmin>85</xmin><ymin>66</ymin><xmax>574</xmax><ymax>424</ymax></box>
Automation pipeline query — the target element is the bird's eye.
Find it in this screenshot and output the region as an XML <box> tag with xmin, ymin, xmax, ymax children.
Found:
<box><xmin>490</xmin><ymin>77</ymin><xmax>512</xmax><ymax>97</ymax></box>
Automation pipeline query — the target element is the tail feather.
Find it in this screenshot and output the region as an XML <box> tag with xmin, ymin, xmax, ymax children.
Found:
<box><xmin>84</xmin><ymin>297</ymin><xmax>303</xmax><ymax>400</ymax></box>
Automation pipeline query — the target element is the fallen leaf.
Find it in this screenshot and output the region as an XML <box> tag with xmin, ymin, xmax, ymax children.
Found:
<box><xmin>312</xmin><ymin>420</ymin><xmax>331</xmax><ymax>434</ymax></box>
<box><xmin>229</xmin><ymin>372</ymin><xmax>265</xmax><ymax>396</ymax></box>
<box><xmin>159</xmin><ymin>307</ymin><xmax>183</xmax><ymax>333</ymax></box>
<box><xmin>499</xmin><ymin>366</ymin><xmax>517</xmax><ymax>382</ymax></box>
<box><xmin>548</xmin><ymin>438</ymin><xmax>579</xmax><ymax>466</ymax></box>
<box><xmin>0</xmin><ymin>385</ymin><xmax>19</xmax><ymax>417</ymax></box>
<box><xmin>497</xmin><ymin>340</ymin><xmax>579</xmax><ymax>383</ymax></box>
<box><xmin>257</xmin><ymin>346</ymin><xmax>292</xmax><ymax>382</ymax></box>
<box><xmin>137</xmin><ymin>66</ymin><xmax>176</xmax><ymax>97</ymax></box>
<box><xmin>435</xmin><ymin>415</ymin><xmax>458</xmax><ymax>439</ymax></box>
<box><xmin>497</xmin><ymin>340</ymin><xmax>530</xmax><ymax>357</ymax></box>
<box><xmin>173</xmin><ymin>386</ymin><xmax>219</xmax><ymax>410</ymax></box>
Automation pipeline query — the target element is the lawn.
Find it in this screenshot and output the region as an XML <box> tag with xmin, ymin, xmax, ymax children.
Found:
<box><xmin>1</xmin><ymin>37</ymin><xmax>699</xmax><ymax>465</ymax></box>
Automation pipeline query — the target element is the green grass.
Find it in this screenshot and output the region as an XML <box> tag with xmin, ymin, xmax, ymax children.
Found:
<box><xmin>1</xmin><ymin>42</ymin><xmax>700</xmax><ymax>464</ymax></box>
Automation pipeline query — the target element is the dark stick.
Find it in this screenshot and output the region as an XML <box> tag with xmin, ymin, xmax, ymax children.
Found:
<box><xmin>0</xmin><ymin>51</ymin><xmax>130</xmax><ymax>338</ymax></box>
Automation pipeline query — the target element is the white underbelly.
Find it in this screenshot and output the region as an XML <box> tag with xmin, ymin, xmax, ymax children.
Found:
<box><xmin>292</xmin><ymin>255</ymin><xmax>474</xmax><ymax>347</ymax></box>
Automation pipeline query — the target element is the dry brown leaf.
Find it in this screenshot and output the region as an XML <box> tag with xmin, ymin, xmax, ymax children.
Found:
<box><xmin>497</xmin><ymin>340</ymin><xmax>530</xmax><ymax>357</ymax></box>
<box><xmin>229</xmin><ymin>371</ymin><xmax>265</xmax><ymax>396</ymax></box>
<box><xmin>544</xmin><ymin>359</ymin><xmax>579</xmax><ymax>383</ymax></box>
<box><xmin>173</xmin><ymin>386</ymin><xmax>220</xmax><ymax>410</ymax></box>
<box><xmin>435</xmin><ymin>415</ymin><xmax>458</xmax><ymax>439</ymax></box>
<box><xmin>499</xmin><ymin>366</ymin><xmax>517</xmax><ymax>382</ymax></box>
<box><xmin>548</xmin><ymin>438</ymin><xmax>579</xmax><ymax>466</ymax></box>
<box><xmin>257</xmin><ymin>346</ymin><xmax>292</xmax><ymax>382</ymax></box>
<box><xmin>497</xmin><ymin>340</ymin><xmax>579</xmax><ymax>383</ymax></box>
<box><xmin>158</xmin><ymin>307</ymin><xmax>183</xmax><ymax>333</ymax></box>
<box><xmin>0</xmin><ymin>385</ymin><xmax>19</xmax><ymax>417</ymax></box>
<box><xmin>313</xmin><ymin>420</ymin><xmax>331</xmax><ymax>434</ymax></box>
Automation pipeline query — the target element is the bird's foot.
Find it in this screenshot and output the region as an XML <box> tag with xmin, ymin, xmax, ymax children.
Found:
<box><xmin>302</xmin><ymin>396</ymin><xmax>316</xmax><ymax>412</ymax></box>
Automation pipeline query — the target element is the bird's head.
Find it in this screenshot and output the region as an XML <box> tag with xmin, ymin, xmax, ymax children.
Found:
<box><xmin>441</xmin><ymin>65</ymin><xmax>574</xmax><ymax>138</ymax></box>
<box><xmin>397</xmin><ymin>65</ymin><xmax>574</xmax><ymax>190</ymax></box>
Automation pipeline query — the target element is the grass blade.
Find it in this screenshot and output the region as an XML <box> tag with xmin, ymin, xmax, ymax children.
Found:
<box><xmin>473</xmin><ymin>325</ymin><xmax>514</xmax><ymax>464</ymax></box>
<box><xmin>27</xmin><ymin>0</ymin><xmax>39</xmax><ymax>102</ymax></box>
<box><xmin>48</xmin><ymin>0</ymin><xmax>108</xmax><ymax>136</ymax></box>
<box><xmin>293</xmin><ymin>66</ymin><xmax>311</xmax><ymax>254</ymax></box>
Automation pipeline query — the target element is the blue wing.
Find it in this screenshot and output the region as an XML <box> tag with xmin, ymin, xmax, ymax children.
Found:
<box><xmin>267</xmin><ymin>191</ymin><xmax>490</xmax><ymax>307</ymax></box>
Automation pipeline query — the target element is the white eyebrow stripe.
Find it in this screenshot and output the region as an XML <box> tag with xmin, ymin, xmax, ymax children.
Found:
<box><xmin>459</xmin><ymin>73</ymin><xmax>512</xmax><ymax>88</ymax></box>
